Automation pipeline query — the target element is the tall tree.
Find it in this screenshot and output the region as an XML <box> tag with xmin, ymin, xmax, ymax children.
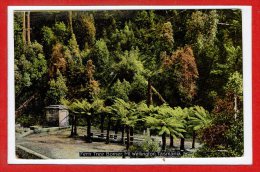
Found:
<box><xmin>49</xmin><ymin>43</ymin><xmax>67</xmax><ymax>78</ymax></box>
<box><xmin>161</xmin><ymin>45</ymin><xmax>199</xmax><ymax>105</ymax></box>
<box><xmin>27</xmin><ymin>12</ymin><xmax>31</xmax><ymax>45</ymax></box>
<box><xmin>45</xmin><ymin>70</ymin><xmax>68</xmax><ymax>105</ymax></box>
<box><xmin>74</xmin><ymin>13</ymin><xmax>96</xmax><ymax>50</ymax></box>
<box><xmin>22</xmin><ymin>12</ymin><xmax>26</xmax><ymax>45</ymax></box>
<box><xmin>85</xmin><ymin>59</ymin><xmax>100</xmax><ymax>100</ymax></box>
<box><xmin>188</xmin><ymin>106</ymin><xmax>212</xmax><ymax>148</ymax></box>
<box><xmin>224</xmin><ymin>71</ymin><xmax>243</xmax><ymax>120</ymax></box>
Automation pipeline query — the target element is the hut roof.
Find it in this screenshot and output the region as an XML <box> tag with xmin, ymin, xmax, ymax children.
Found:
<box><xmin>45</xmin><ymin>105</ymin><xmax>68</xmax><ymax>110</ymax></box>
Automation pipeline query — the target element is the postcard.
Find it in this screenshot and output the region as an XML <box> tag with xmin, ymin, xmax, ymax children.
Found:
<box><xmin>7</xmin><ymin>5</ymin><xmax>252</xmax><ymax>165</ymax></box>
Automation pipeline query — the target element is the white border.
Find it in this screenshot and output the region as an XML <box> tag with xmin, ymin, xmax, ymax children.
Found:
<box><xmin>8</xmin><ymin>6</ymin><xmax>252</xmax><ymax>165</ymax></box>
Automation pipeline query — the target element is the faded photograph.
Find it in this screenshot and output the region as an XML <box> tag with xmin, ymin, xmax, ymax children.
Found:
<box><xmin>14</xmin><ymin>9</ymin><xmax>243</xmax><ymax>159</ymax></box>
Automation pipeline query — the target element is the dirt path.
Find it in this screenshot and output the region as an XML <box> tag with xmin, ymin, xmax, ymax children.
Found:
<box><xmin>16</xmin><ymin>127</ymin><xmax>201</xmax><ymax>159</ymax></box>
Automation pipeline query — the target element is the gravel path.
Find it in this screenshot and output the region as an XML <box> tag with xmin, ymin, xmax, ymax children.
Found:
<box><xmin>16</xmin><ymin>127</ymin><xmax>201</xmax><ymax>159</ymax></box>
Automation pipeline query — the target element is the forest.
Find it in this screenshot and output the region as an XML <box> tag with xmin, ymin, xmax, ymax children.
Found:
<box><xmin>14</xmin><ymin>9</ymin><xmax>243</xmax><ymax>157</ymax></box>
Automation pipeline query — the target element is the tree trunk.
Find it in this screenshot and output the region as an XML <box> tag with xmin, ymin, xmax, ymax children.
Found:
<box><xmin>27</xmin><ymin>11</ymin><xmax>31</xmax><ymax>45</ymax></box>
<box><xmin>121</xmin><ymin>125</ymin><xmax>125</xmax><ymax>145</ymax></box>
<box><xmin>22</xmin><ymin>11</ymin><xmax>26</xmax><ymax>45</ymax></box>
<box><xmin>146</xmin><ymin>128</ymin><xmax>151</xmax><ymax>136</ymax></box>
<box><xmin>100</xmin><ymin>114</ymin><xmax>104</xmax><ymax>137</ymax></box>
<box><xmin>151</xmin><ymin>85</ymin><xmax>166</xmax><ymax>104</ymax></box>
<box><xmin>234</xmin><ymin>94</ymin><xmax>238</xmax><ymax>120</ymax></box>
<box><xmin>162</xmin><ymin>132</ymin><xmax>166</xmax><ymax>151</ymax></box>
<box><xmin>145</xmin><ymin>80</ymin><xmax>167</xmax><ymax>104</ymax></box>
<box><xmin>106</xmin><ymin>116</ymin><xmax>111</xmax><ymax>144</ymax></box>
<box><xmin>147</xmin><ymin>78</ymin><xmax>152</xmax><ymax>107</ymax></box>
<box><xmin>68</xmin><ymin>11</ymin><xmax>73</xmax><ymax>34</ymax></box>
<box><xmin>70</xmin><ymin>115</ymin><xmax>74</xmax><ymax>137</ymax></box>
<box><xmin>126</xmin><ymin>126</ymin><xmax>130</xmax><ymax>150</ymax></box>
<box><xmin>170</xmin><ymin>135</ymin><xmax>174</xmax><ymax>147</ymax></box>
<box><xmin>86</xmin><ymin>116</ymin><xmax>92</xmax><ymax>143</ymax></box>
<box><xmin>73</xmin><ymin>115</ymin><xmax>78</xmax><ymax>136</ymax></box>
<box><xmin>114</xmin><ymin>120</ymin><xmax>120</xmax><ymax>139</ymax></box>
<box><xmin>15</xmin><ymin>92</ymin><xmax>38</xmax><ymax>118</ymax></box>
<box><xmin>130</xmin><ymin>127</ymin><xmax>134</xmax><ymax>145</ymax></box>
<box><xmin>180</xmin><ymin>138</ymin><xmax>185</xmax><ymax>151</ymax></box>
<box><xmin>192</xmin><ymin>130</ymin><xmax>196</xmax><ymax>149</ymax></box>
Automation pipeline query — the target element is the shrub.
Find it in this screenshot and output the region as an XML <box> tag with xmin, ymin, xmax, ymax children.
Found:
<box><xmin>16</xmin><ymin>114</ymin><xmax>38</xmax><ymax>127</ymax></box>
<box><xmin>129</xmin><ymin>136</ymin><xmax>160</xmax><ymax>158</ymax></box>
<box><xmin>194</xmin><ymin>145</ymin><xmax>243</xmax><ymax>157</ymax></box>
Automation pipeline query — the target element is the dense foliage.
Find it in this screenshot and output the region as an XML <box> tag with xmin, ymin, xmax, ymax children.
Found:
<box><xmin>14</xmin><ymin>9</ymin><xmax>243</xmax><ymax>157</ymax></box>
